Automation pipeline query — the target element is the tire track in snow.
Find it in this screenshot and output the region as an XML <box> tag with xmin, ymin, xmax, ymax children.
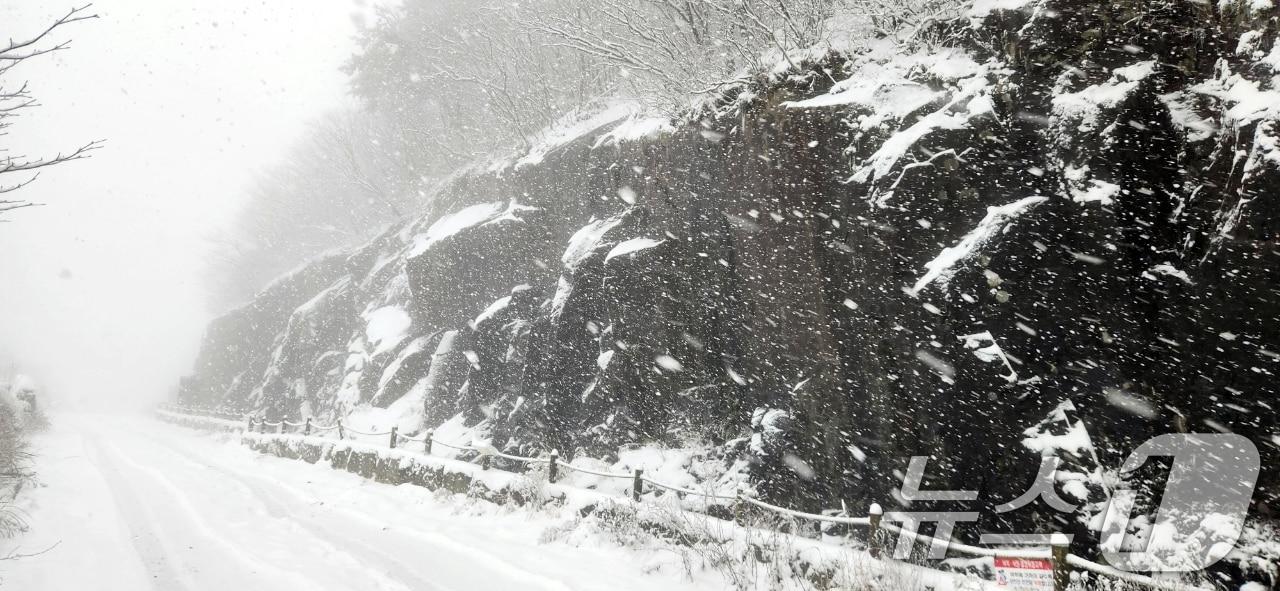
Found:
<box><xmin>85</xmin><ymin>431</ymin><xmax>333</xmax><ymax>591</ymax></box>
<box><xmin>80</xmin><ymin>431</ymin><xmax>195</xmax><ymax>591</ymax></box>
<box><xmin>145</xmin><ymin>430</ymin><xmax>582</xmax><ymax>591</ymax></box>
<box><xmin>119</xmin><ymin>429</ymin><xmax>441</xmax><ymax>591</ymax></box>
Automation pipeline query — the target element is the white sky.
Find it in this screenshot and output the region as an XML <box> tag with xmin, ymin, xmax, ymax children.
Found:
<box><xmin>0</xmin><ymin>1</ymin><xmax>377</xmax><ymax>410</ymax></box>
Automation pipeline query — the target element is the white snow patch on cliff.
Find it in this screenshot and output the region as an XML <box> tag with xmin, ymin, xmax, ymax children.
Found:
<box><xmin>960</xmin><ymin>331</ymin><xmax>1018</xmax><ymax>383</ymax></box>
<box><xmin>375</xmin><ymin>335</ymin><xmax>431</xmax><ymax>396</ymax></box>
<box><xmin>787</xmin><ymin>76</ymin><xmax>939</xmax><ymax>115</ymax></box>
<box><xmin>563</xmin><ymin>215</ymin><xmax>625</xmax><ymax>272</ymax></box>
<box><xmin>471</xmin><ymin>295</ymin><xmax>512</xmax><ymax>329</ymax></box>
<box><xmin>1218</xmin><ymin>0</ymin><xmax>1274</xmax><ymax>13</ymax></box>
<box><xmin>1023</xmin><ymin>400</ymin><xmax>1094</xmax><ymax>456</ymax></box>
<box><xmin>365</xmin><ymin>306</ymin><xmax>412</xmax><ymax>357</ymax></box>
<box><xmin>594</xmin><ymin>115</ymin><xmax>674</xmax><ymax>148</ymax></box>
<box><xmin>407</xmin><ymin>201</ymin><xmax>538</xmax><ymax>259</ymax></box>
<box><xmin>517</xmin><ymin>102</ymin><xmax>637</xmax><ymax>168</ymax></box>
<box><xmin>596</xmin><ymin>349</ymin><xmax>615</xmax><ymax>370</ymax></box>
<box><xmin>1160</xmin><ymin>91</ymin><xmax>1219</xmax><ymax>142</ymax></box>
<box><xmin>1144</xmin><ymin>263</ymin><xmax>1193</xmax><ymax>284</ymax></box>
<box><xmin>1191</xmin><ymin>67</ymin><xmax>1280</xmax><ymax>126</ymax></box>
<box><xmin>909</xmin><ymin>196</ymin><xmax>1048</xmax><ymax>296</ymax></box>
<box><xmin>1053</xmin><ymin>61</ymin><xmax>1156</xmax><ymax>134</ymax></box>
<box><xmin>408</xmin><ymin>202</ymin><xmax>504</xmax><ymax>257</ymax></box>
<box><xmin>1073</xmin><ymin>179</ymin><xmax>1121</xmax><ymax>206</ymax></box>
<box><xmin>786</xmin><ymin>48</ymin><xmax>981</xmax><ymax>129</ymax></box>
<box><xmin>549</xmin><ymin>276</ymin><xmax>575</xmax><ymax>320</ymax></box>
<box><xmin>606</xmin><ymin>237</ymin><xmax>663</xmax><ymax>261</ymax></box>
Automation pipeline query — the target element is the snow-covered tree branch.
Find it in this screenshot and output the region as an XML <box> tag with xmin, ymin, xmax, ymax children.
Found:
<box><xmin>0</xmin><ymin>5</ymin><xmax>102</xmax><ymax>213</ymax></box>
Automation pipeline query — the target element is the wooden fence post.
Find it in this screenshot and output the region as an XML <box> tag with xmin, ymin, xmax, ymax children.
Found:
<box><xmin>632</xmin><ymin>469</ymin><xmax>644</xmax><ymax>502</ymax></box>
<box><xmin>424</xmin><ymin>429</ymin><xmax>433</xmax><ymax>454</ymax></box>
<box><xmin>337</xmin><ymin>420</ymin><xmax>345</xmax><ymax>440</ymax></box>
<box><xmin>868</xmin><ymin>503</ymin><xmax>883</xmax><ymax>559</ymax></box>
<box><xmin>1051</xmin><ymin>533</ymin><xmax>1070</xmax><ymax>591</ymax></box>
<box><xmin>390</xmin><ymin>427</ymin><xmax>398</xmax><ymax>449</ymax></box>
<box><xmin>304</xmin><ymin>418</ymin><xmax>311</xmax><ymax>436</ymax></box>
<box><xmin>278</xmin><ymin>421</ymin><xmax>285</xmax><ymax>434</ymax></box>
<box><xmin>246</xmin><ymin>416</ymin><xmax>254</xmax><ymax>432</ymax></box>
<box><xmin>548</xmin><ymin>450</ymin><xmax>558</xmax><ymax>483</ymax></box>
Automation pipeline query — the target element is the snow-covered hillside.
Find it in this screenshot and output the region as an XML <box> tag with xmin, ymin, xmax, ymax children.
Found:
<box><xmin>182</xmin><ymin>0</ymin><xmax>1280</xmax><ymax>586</ymax></box>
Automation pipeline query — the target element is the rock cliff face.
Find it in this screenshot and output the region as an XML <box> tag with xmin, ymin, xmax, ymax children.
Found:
<box><xmin>186</xmin><ymin>0</ymin><xmax>1278</xmax><ymax>576</ymax></box>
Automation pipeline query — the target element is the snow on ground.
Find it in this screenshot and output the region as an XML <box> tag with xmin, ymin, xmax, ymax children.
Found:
<box><xmin>1</xmin><ymin>414</ymin><xmax>732</xmax><ymax>591</ymax></box>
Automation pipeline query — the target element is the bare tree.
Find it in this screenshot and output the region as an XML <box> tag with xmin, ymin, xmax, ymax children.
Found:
<box><xmin>0</xmin><ymin>5</ymin><xmax>102</xmax><ymax>218</ymax></box>
<box><xmin>204</xmin><ymin>108</ymin><xmax>428</xmax><ymax>311</ymax></box>
<box><xmin>527</xmin><ymin>0</ymin><xmax>846</xmax><ymax>111</ymax></box>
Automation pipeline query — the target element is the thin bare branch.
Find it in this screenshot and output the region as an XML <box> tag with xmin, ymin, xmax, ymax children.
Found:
<box><xmin>0</xmin><ymin>140</ymin><xmax>103</xmax><ymax>176</ymax></box>
<box><xmin>0</xmin><ymin>5</ymin><xmax>97</xmax><ymax>61</ymax></box>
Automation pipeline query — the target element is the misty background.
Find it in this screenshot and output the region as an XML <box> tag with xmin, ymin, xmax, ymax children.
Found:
<box><xmin>0</xmin><ymin>1</ymin><xmax>380</xmax><ymax>410</ymax></box>
<box><xmin>0</xmin><ymin>0</ymin><xmax>843</xmax><ymax>410</ymax></box>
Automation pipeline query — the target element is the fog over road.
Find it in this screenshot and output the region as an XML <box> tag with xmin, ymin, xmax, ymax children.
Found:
<box><xmin>2</xmin><ymin>415</ymin><xmax>722</xmax><ymax>591</ymax></box>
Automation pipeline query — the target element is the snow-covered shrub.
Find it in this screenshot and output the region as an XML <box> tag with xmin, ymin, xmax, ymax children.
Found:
<box><xmin>0</xmin><ymin>401</ymin><xmax>32</xmax><ymax>539</ymax></box>
<box><xmin>545</xmin><ymin>497</ymin><xmax>940</xmax><ymax>591</ymax></box>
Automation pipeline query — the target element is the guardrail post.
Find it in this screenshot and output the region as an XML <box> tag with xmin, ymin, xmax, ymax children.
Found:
<box><xmin>304</xmin><ymin>418</ymin><xmax>311</xmax><ymax>436</ymax></box>
<box><xmin>424</xmin><ymin>429</ymin><xmax>434</xmax><ymax>454</ymax></box>
<box><xmin>246</xmin><ymin>416</ymin><xmax>254</xmax><ymax>432</ymax></box>
<box><xmin>482</xmin><ymin>454</ymin><xmax>491</xmax><ymax>470</ymax></box>
<box><xmin>868</xmin><ymin>503</ymin><xmax>883</xmax><ymax>558</ymax></box>
<box><xmin>1051</xmin><ymin>533</ymin><xmax>1070</xmax><ymax>591</ymax></box>
<box><xmin>548</xmin><ymin>450</ymin><xmax>559</xmax><ymax>483</ymax></box>
<box><xmin>632</xmin><ymin>468</ymin><xmax>644</xmax><ymax>502</ymax></box>
<box><xmin>278</xmin><ymin>421</ymin><xmax>285</xmax><ymax>435</ymax></box>
<box><xmin>390</xmin><ymin>427</ymin><xmax>398</xmax><ymax>449</ymax></box>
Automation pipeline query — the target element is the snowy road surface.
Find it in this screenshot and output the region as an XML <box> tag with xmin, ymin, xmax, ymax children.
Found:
<box><xmin>1</xmin><ymin>414</ymin><xmax>728</xmax><ymax>591</ymax></box>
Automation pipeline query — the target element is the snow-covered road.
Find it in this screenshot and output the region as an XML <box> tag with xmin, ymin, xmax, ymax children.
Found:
<box><xmin>1</xmin><ymin>414</ymin><xmax>727</xmax><ymax>591</ymax></box>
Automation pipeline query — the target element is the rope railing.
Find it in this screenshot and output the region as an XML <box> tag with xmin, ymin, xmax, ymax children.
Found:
<box><xmin>429</xmin><ymin>438</ymin><xmax>474</xmax><ymax>451</ymax></box>
<box><xmin>492</xmin><ymin>450</ymin><xmax>548</xmax><ymax>464</ymax></box>
<box><xmin>157</xmin><ymin>404</ymin><xmax>245</xmax><ymax>422</ymax></box>
<box><xmin>558</xmin><ymin>461</ymin><xmax>632</xmax><ymax>479</ymax></box>
<box><xmin>159</xmin><ymin>405</ymin><xmax>1210</xmax><ymax>591</ymax></box>
<box><xmin>343</xmin><ymin>426</ymin><xmax>393</xmax><ymax>437</ymax></box>
<box><xmin>739</xmin><ymin>494</ymin><xmax>871</xmax><ymax>525</ymax></box>
<box><xmin>879</xmin><ymin>521</ymin><xmax>1048</xmax><ymax>560</ymax></box>
<box><xmin>641</xmin><ymin>477</ymin><xmax>738</xmax><ymax>502</ymax></box>
<box><xmin>1065</xmin><ymin>555</ymin><xmax>1205</xmax><ymax>591</ymax></box>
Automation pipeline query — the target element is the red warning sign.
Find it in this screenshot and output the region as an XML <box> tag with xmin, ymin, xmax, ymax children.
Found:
<box><xmin>994</xmin><ymin>556</ymin><xmax>1054</xmax><ymax>590</ymax></box>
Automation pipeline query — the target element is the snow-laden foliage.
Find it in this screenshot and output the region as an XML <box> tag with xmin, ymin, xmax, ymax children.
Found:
<box><xmin>0</xmin><ymin>375</ymin><xmax>42</xmax><ymax>539</ymax></box>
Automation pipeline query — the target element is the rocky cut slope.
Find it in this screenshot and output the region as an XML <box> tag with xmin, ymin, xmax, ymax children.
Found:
<box><xmin>185</xmin><ymin>0</ymin><xmax>1279</xmax><ymax>579</ymax></box>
